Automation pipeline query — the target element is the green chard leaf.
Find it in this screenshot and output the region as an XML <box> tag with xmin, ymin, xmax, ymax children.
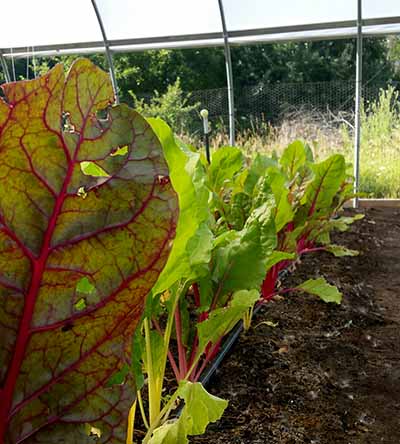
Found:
<box><xmin>325</xmin><ymin>244</ymin><xmax>360</xmax><ymax>257</ymax></box>
<box><xmin>243</xmin><ymin>153</ymin><xmax>277</xmax><ymax>195</ymax></box>
<box><xmin>197</xmin><ymin>290</ymin><xmax>260</xmax><ymax>355</ymax></box>
<box><xmin>264</xmin><ymin>251</ymin><xmax>296</xmax><ymax>271</ymax></box>
<box><xmin>207</xmin><ymin>146</ymin><xmax>244</xmax><ymax>192</ymax></box>
<box><xmin>296</xmin><ymin>277</ymin><xmax>342</xmax><ymax>304</ymax></box>
<box><xmin>211</xmin><ymin>195</ymin><xmax>277</xmax><ymax>296</ymax></box>
<box><xmin>148</xmin><ymin>118</ymin><xmax>213</xmax><ymax>295</ymax></box>
<box><xmin>263</xmin><ymin>167</ymin><xmax>294</xmax><ymax>231</ymax></box>
<box><xmin>330</xmin><ymin>214</ymin><xmax>365</xmax><ymax>232</ymax></box>
<box><xmin>302</xmin><ymin>154</ymin><xmax>347</xmax><ymax>216</ymax></box>
<box><xmin>148</xmin><ymin>381</ymin><xmax>227</xmax><ymax>444</ymax></box>
<box><xmin>280</xmin><ymin>140</ymin><xmax>309</xmax><ymax>179</ymax></box>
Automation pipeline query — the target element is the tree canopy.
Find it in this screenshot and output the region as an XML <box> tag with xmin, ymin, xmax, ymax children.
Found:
<box><xmin>1</xmin><ymin>37</ymin><xmax>397</xmax><ymax>101</ymax></box>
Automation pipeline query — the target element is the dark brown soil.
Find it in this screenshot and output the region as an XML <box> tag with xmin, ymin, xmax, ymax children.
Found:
<box><xmin>191</xmin><ymin>207</ymin><xmax>400</xmax><ymax>444</ymax></box>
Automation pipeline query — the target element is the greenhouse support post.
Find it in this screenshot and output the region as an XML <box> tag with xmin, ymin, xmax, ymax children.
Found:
<box><xmin>90</xmin><ymin>0</ymin><xmax>120</xmax><ymax>104</ymax></box>
<box><xmin>354</xmin><ymin>0</ymin><xmax>363</xmax><ymax>208</ymax></box>
<box><xmin>0</xmin><ymin>52</ymin><xmax>11</xmax><ymax>83</ymax></box>
<box><xmin>218</xmin><ymin>0</ymin><xmax>235</xmax><ymax>146</ymax></box>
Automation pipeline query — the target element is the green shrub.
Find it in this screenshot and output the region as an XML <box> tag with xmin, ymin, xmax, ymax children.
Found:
<box><xmin>130</xmin><ymin>78</ymin><xmax>200</xmax><ymax>134</ymax></box>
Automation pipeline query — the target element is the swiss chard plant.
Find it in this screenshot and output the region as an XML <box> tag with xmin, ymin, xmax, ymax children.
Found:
<box><xmin>206</xmin><ymin>141</ymin><xmax>362</xmax><ymax>303</ymax></box>
<box><xmin>0</xmin><ymin>60</ymin><xmax>178</xmax><ymax>443</ymax></box>
<box><xmin>126</xmin><ymin>121</ymin><xmax>274</xmax><ymax>443</ymax></box>
<box><xmin>127</xmin><ymin>125</ymin><xmax>358</xmax><ymax>443</ymax></box>
<box><xmin>259</xmin><ymin>141</ymin><xmax>362</xmax><ymax>301</ymax></box>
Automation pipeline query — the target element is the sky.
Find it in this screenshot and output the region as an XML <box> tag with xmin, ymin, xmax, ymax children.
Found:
<box><xmin>0</xmin><ymin>0</ymin><xmax>399</xmax><ymax>51</ymax></box>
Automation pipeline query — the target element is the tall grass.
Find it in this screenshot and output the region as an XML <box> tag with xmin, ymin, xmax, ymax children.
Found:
<box><xmin>183</xmin><ymin>87</ymin><xmax>400</xmax><ymax>198</ymax></box>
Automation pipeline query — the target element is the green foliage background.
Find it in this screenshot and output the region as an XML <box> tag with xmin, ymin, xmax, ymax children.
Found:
<box><xmin>2</xmin><ymin>37</ymin><xmax>398</xmax><ymax>100</ymax></box>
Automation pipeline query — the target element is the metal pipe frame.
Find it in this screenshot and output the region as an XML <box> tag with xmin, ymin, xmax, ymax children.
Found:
<box><xmin>218</xmin><ymin>0</ymin><xmax>235</xmax><ymax>146</ymax></box>
<box><xmin>0</xmin><ymin>52</ymin><xmax>11</xmax><ymax>83</ymax></box>
<box><xmin>90</xmin><ymin>0</ymin><xmax>120</xmax><ymax>104</ymax></box>
<box><xmin>353</xmin><ymin>0</ymin><xmax>363</xmax><ymax>208</ymax></box>
<box><xmin>2</xmin><ymin>15</ymin><xmax>399</xmax><ymax>58</ymax></box>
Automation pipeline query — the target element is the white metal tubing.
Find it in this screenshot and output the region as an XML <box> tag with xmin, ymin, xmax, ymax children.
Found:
<box><xmin>90</xmin><ymin>0</ymin><xmax>120</xmax><ymax>104</ymax></box>
<box><xmin>218</xmin><ymin>0</ymin><xmax>235</xmax><ymax>146</ymax></box>
<box><xmin>0</xmin><ymin>52</ymin><xmax>11</xmax><ymax>83</ymax></box>
<box><xmin>353</xmin><ymin>0</ymin><xmax>363</xmax><ymax>208</ymax></box>
<box><xmin>2</xmin><ymin>15</ymin><xmax>400</xmax><ymax>58</ymax></box>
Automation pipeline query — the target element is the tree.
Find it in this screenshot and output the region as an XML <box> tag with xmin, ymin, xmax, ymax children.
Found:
<box><xmin>0</xmin><ymin>37</ymin><xmax>395</xmax><ymax>97</ymax></box>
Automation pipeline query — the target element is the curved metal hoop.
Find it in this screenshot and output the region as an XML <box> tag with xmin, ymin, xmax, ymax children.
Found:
<box><xmin>218</xmin><ymin>0</ymin><xmax>235</xmax><ymax>146</ymax></box>
<box><xmin>91</xmin><ymin>0</ymin><xmax>120</xmax><ymax>104</ymax></box>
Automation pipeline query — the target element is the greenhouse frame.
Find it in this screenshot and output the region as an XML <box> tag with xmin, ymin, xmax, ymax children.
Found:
<box><xmin>1</xmin><ymin>1</ymin><xmax>400</xmax><ymax>207</ymax></box>
<box><xmin>2</xmin><ymin>2</ymin><xmax>400</xmax><ymax>444</ymax></box>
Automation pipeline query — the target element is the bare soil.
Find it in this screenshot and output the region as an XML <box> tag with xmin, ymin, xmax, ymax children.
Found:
<box><xmin>191</xmin><ymin>207</ymin><xmax>400</xmax><ymax>444</ymax></box>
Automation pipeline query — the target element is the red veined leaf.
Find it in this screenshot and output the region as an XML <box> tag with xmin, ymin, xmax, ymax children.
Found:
<box><xmin>0</xmin><ymin>59</ymin><xmax>178</xmax><ymax>443</ymax></box>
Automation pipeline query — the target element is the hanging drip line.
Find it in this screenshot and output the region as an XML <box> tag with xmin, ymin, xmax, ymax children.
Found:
<box><xmin>10</xmin><ymin>48</ymin><xmax>16</xmax><ymax>82</ymax></box>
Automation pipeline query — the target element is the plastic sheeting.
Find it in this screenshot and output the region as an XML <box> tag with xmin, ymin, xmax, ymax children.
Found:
<box><xmin>0</xmin><ymin>0</ymin><xmax>399</xmax><ymax>56</ymax></box>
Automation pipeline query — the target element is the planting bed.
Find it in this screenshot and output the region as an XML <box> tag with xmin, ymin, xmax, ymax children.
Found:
<box><xmin>192</xmin><ymin>207</ymin><xmax>400</xmax><ymax>443</ymax></box>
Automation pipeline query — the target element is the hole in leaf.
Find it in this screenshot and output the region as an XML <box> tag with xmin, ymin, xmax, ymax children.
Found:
<box><xmin>77</xmin><ymin>187</ymin><xmax>87</xmax><ymax>199</ymax></box>
<box><xmin>110</xmin><ymin>145</ymin><xmax>128</xmax><ymax>157</ymax></box>
<box><xmin>85</xmin><ymin>423</ymin><xmax>102</xmax><ymax>438</ymax></box>
<box><xmin>156</xmin><ymin>175</ymin><xmax>171</xmax><ymax>186</ymax></box>
<box><xmin>74</xmin><ymin>298</ymin><xmax>87</xmax><ymax>311</ymax></box>
<box><xmin>62</xmin><ymin>112</ymin><xmax>76</xmax><ymax>133</ymax></box>
<box><xmin>80</xmin><ymin>161</ymin><xmax>110</xmax><ymax>178</ymax></box>
<box><xmin>76</xmin><ymin>277</ymin><xmax>95</xmax><ymax>294</ymax></box>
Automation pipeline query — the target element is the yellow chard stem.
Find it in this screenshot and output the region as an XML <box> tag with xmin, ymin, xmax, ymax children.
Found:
<box><xmin>126</xmin><ymin>399</ymin><xmax>137</xmax><ymax>444</ymax></box>
<box><xmin>137</xmin><ymin>389</ymin><xmax>149</xmax><ymax>430</ymax></box>
<box><xmin>144</xmin><ymin>317</ymin><xmax>160</xmax><ymax>425</ymax></box>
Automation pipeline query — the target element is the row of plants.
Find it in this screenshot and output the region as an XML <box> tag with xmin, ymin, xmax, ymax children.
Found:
<box><xmin>0</xmin><ymin>60</ymin><xmax>361</xmax><ymax>444</ymax></box>
<box><xmin>129</xmin><ymin>120</ymin><xmax>362</xmax><ymax>444</ymax></box>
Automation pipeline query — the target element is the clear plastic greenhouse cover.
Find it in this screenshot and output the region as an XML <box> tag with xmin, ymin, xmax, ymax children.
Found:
<box><xmin>0</xmin><ymin>0</ymin><xmax>399</xmax><ymax>56</ymax></box>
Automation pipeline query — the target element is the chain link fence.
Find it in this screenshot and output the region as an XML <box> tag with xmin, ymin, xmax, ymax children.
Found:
<box><xmin>187</xmin><ymin>79</ymin><xmax>400</xmax><ymax>198</ymax></box>
<box><xmin>138</xmin><ymin>79</ymin><xmax>400</xmax><ymax>198</ymax></box>
<box><xmin>186</xmin><ymin>79</ymin><xmax>399</xmax><ymax>126</ymax></box>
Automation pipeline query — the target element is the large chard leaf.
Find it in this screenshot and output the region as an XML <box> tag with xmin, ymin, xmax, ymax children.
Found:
<box><xmin>207</xmin><ymin>146</ymin><xmax>243</xmax><ymax>192</ymax></box>
<box><xmin>147</xmin><ymin>118</ymin><xmax>212</xmax><ymax>295</ymax></box>
<box><xmin>280</xmin><ymin>140</ymin><xmax>309</xmax><ymax>179</ymax></box>
<box><xmin>211</xmin><ymin>194</ymin><xmax>277</xmax><ymax>297</ymax></box>
<box><xmin>0</xmin><ymin>60</ymin><xmax>178</xmax><ymax>443</ymax></box>
<box><xmin>301</xmin><ymin>154</ymin><xmax>346</xmax><ymax>216</ymax></box>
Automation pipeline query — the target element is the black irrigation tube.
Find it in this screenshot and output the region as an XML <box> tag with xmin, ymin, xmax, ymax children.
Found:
<box><xmin>199</xmin><ymin>268</ymin><xmax>290</xmax><ymax>387</ymax></box>
<box><xmin>197</xmin><ymin>213</ymin><xmax>350</xmax><ymax>387</ymax></box>
<box><xmin>175</xmin><ymin>267</ymin><xmax>291</xmax><ymax>417</ymax></box>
